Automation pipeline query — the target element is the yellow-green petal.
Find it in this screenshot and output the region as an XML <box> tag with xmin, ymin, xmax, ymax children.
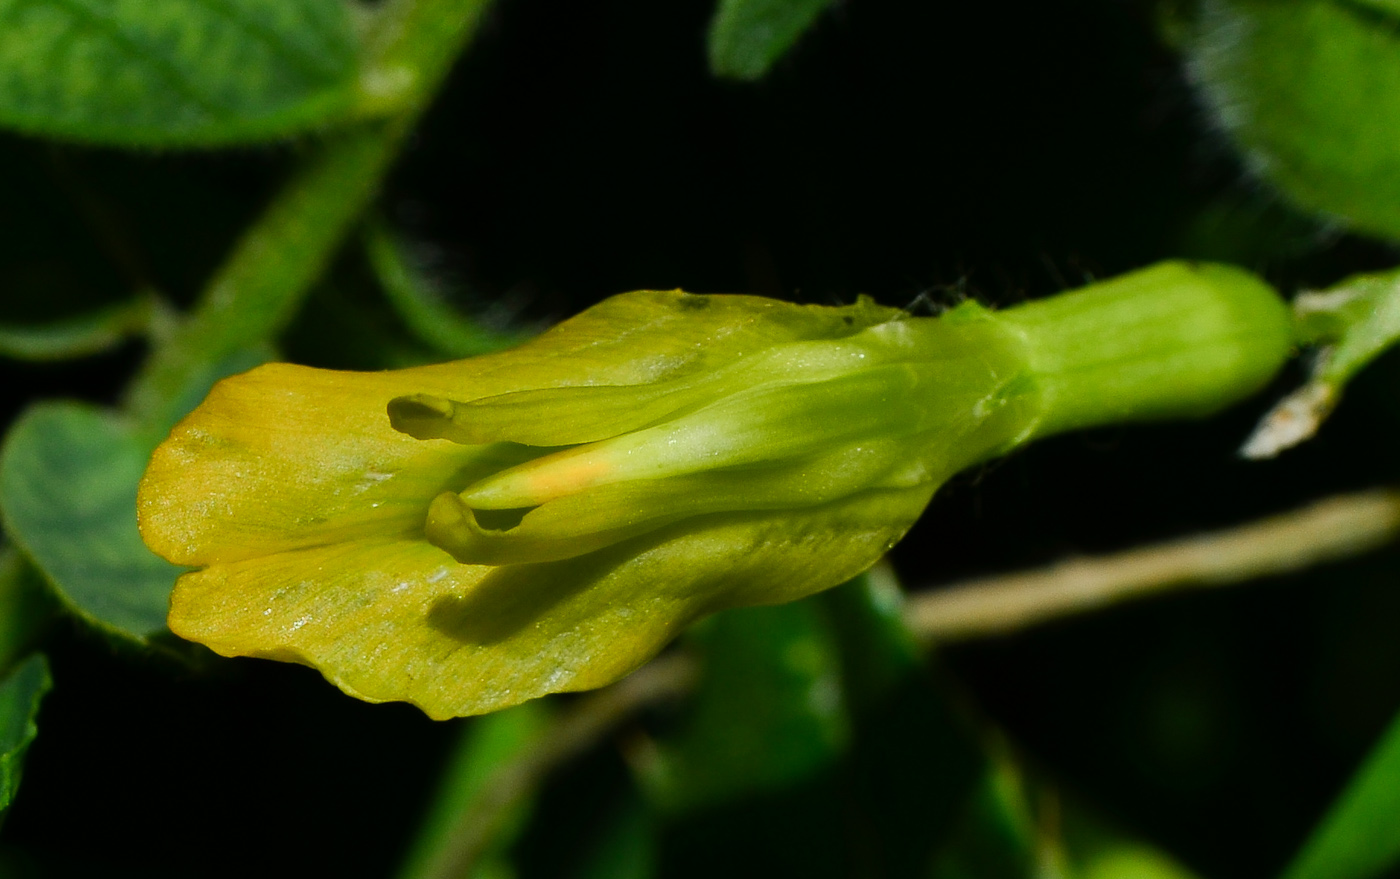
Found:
<box><xmin>168</xmin><ymin>486</ymin><xmax>932</xmax><ymax>719</ymax></box>
<box><xmin>140</xmin><ymin>289</ymin><xmax>904</xmax><ymax>566</ymax></box>
<box><xmin>138</xmin><ymin>362</ymin><xmax>485</xmax><ymax>565</ymax></box>
<box><xmin>425</xmin><ymin>440</ymin><xmax>919</xmax><ymax>566</ymax></box>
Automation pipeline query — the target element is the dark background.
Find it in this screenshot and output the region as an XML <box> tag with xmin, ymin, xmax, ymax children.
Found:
<box><xmin>3</xmin><ymin>0</ymin><xmax>1400</xmax><ymax>876</ymax></box>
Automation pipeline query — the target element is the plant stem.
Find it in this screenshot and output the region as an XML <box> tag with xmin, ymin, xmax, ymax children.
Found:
<box><xmin>124</xmin><ymin>0</ymin><xmax>493</xmax><ymax>432</ymax></box>
<box><xmin>124</xmin><ymin>122</ymin><xmax>407</xmax><ymax>430</ymax></box>
<box><xmin>905</xmin><ymin>488</ymin><xmax>1400</xmax><ymax>642</ymax></box>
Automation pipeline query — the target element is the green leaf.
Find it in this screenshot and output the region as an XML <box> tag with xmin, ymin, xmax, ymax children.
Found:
<box><xmin>395</xmin><ymin>702</ymin><xmax>552</xmax><ymax>879</ymax></box>
<box><xmin>0</xmin><ymin>0</ymin><xmax>358</xmax><ymax>147</ymax></box>
<box><xmin>0</xmin><ymin>297</ymin><xmax>150</xmax><ymax>362</ymax></box>
<box><xmin>0</xmin><ymin>402</ymin><xmax>184</xmax><ymax>642</ymax></box>
<box><xmin>0</xmin><ymin>654</ymin><xmax>51</xmax><ymax>816</ymax></box>
<box><xmin>1187</xmin><ymin>0</ymin><xmax>1400</xmax><ymax>240</ymax></box>
<box><xmin>1278</xmin><ymin>704</ymin><xmax>1400</xmax><ymax>879</ymax></box>
<box><xmin>638</xmin><ymin>598</ymin><xmax>849</xmax><ymax>812</ymax></box>
<box><xmin>708</xmin><ymin>0</ymin><xmax>836</xmax><ymax>81</ymax></box>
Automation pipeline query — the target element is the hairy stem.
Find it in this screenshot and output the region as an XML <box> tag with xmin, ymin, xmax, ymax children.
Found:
<box><xmin>124</xmin><ymin>0</ymin><xmax>493</xmax><ymax>432</ymax></box>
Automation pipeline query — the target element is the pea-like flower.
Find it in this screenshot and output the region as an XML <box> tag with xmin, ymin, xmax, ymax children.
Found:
<box><xmin>138</xmin><ymin>262</ymin><xmax>1291</xmax><ymax>718</ymax></box>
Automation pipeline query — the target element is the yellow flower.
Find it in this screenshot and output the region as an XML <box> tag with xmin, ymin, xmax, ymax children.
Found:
<box><xmin>139</xmin><ymin>290</ymin><xmax>944</xmax><ymax>718</ymax></box>
<box><xmin>138</xmin><ymin>263</ymin><xmax>1292</xmax><ymax>719</ymax></box>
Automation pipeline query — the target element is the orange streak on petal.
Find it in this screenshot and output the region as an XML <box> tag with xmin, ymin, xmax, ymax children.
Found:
<box><xmin>524</xmin><ymin>454</ymin><xmax>615</xmax><ymax>500</ymax></box>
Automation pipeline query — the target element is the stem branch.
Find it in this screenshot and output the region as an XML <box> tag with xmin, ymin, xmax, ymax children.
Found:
<box><xmin>906</xmin><ymin>488</ymin><xmax>1400</xmax><ymax>642</ymax></box>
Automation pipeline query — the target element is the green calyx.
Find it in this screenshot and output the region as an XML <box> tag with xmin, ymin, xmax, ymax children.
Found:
<box><xmin>391</xmin><ymin>261</ymin><xmax>1292</xmax><ymax>568</ymax></box>
<box><xmin>1001</xmin><ymin>261</ymin><xmax>1294</xmax><ymax>440</ymax></box>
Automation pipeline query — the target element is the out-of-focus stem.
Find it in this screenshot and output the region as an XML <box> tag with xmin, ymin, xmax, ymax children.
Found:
<box><xmin>124</xmin><ymin>0</ymin><xmax>493</xmax><ymax>433</ymax></box>
<box><xmin>906</xmin><ymin>488</ymin><xmax>1400</xmax><ymax>642</ymax></box>
<box><xmin>416</xmin><ymin>653</ymin><xmax>699</xmax><ymax>879</ymax></box>
<box><xmin>124</xmin><ymin>122</ymin><xmax>408</xmax><ymax>432</ymax></box>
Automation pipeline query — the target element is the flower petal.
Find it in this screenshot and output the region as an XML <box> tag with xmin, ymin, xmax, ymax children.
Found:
<box><xmin>168</xmin><ymin>485</ymin><xmax>933</xmax><ymax>718</ymax></box>
<box><xmin>389</xmin><ymin>327</ymin><xmax>909</xmax><ymax>448</ymax></box>
<box><xmin>139</xmin><ymin>290</ymin><xmax>905</xmax><ymax>567</ymax></box>
<box><xmin>137</xmin><ymin>362</ymin><xmax>497</xmax><ymax>566</ymax></box>
<box><xmin>425</xmin><ymin>440</ymin><xmax>920</xmax><ymax>565</ymax></box>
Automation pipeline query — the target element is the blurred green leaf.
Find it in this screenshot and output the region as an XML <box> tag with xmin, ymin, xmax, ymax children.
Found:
<box><xmin>0</xmin><ymin>0</ymin><xmax>358</xmax><ymax>147</ymax></box>
<box><xmin>364</xmin><ymin>221</ymin><xmax>532</xmax><ymax>359</ymax></box>
<box><xmin>0</xmin><ymin>402</ymin><xmax>183</xmax><ymax>643</ymax></box>
<box><xmin>643</xmin><ymin>573</ymin><xmax>979</xmax><ymax>877</ymax></box>
<box><xmin>1278</xmin><ymin>703</ymin><xmax>1400</xmax><ymax>879</ymax></box>
<box><xmin>0</xmin><ymin>549</ymin><xmax>58</xmax><ymax>675</ymax></box>
<box><xmin>708</xmin><ymin>0</ymin><xmax>836</xmax><ymax>81</ymax></box>
<box><xmin>639</xmin><ymin>599</ymin><xmax>848</xmax><ymax>811</ymax></box>
<box><xmin>1188</xmin><ymin>0</ymin><xmax>1400</xmax><ymax>240</ymax></box>
<box><xmin>820</xmin><ymin>563</ymin><xmax>921</xmax><ymax>709</ymax></box>
<box><xmin>827</xmin><ymin>570</ymin><xmax>985</xmax><ymax>876</ymax></box>
<box><xmin>0</xmin><ymin>654</ymin><xmax>51</xmax><ymax>816</ymax></box>
<box><xmin>0</xmin><ymin>297</ymin><xmax>150</xmax><ymax>362</ymax></box>
<box><xmin>395</xmin><ymin>702</ymin><xmax>551</xmax><ymax>879</ymax></box>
